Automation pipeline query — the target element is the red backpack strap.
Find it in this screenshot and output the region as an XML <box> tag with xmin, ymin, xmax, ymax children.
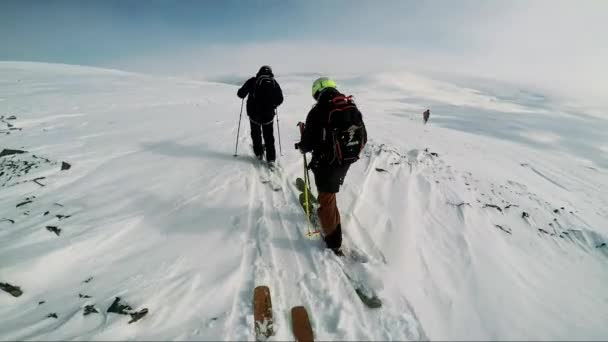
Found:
<box><xmin>331</xmin><ymin>95</ymin><xmax>353</xmax><ymax>106</ymax></box>
<box><xmin>328</xmin><ymin>95</ymin><xmax>356</xmax><ymax>124</ymax></box>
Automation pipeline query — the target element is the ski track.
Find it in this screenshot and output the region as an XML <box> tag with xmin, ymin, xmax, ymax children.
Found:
<box><xmin>225</xmin><ymin>153</ymin><xmax>317</xmax><ymax>341</ymax></box>
<box><xmin>224</xmin><ymin>150</ymin><xmax>427</xmax><ymax>340</ymax></box>
<box><xmin>224</xmin><ymin>151</ymin><xmax>260</xmax><ymax>340</ymax></box>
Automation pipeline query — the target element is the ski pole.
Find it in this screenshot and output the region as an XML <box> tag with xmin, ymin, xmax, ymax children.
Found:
<box><xmin>302</xmin><ymin>152</ymin><xmax>313</xmax><ymax>236</ymax></box>
<box><xmin>297</xmin><ymin>121</ymin><xmax>317</xmax><ymax>237</ymax></box>
<box><xmin>276</xmin><ymin>109</ymin><xmax>283</xmax><ymax>156</ymax></box>
<box><xmin>234</xmin><ymin>98</ymin><xmax>244</xmax><ymax>157</ymax></box>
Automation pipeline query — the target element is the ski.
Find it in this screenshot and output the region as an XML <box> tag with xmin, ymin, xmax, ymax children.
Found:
<box><xmin>333</xmin><ymin>248</ymin><xmax>381</xmax><ymax>309</ymax></box>
<box><xmin>291</xmin><ymin>306</ymin><xmax>314</xmax><ymax>342</ymax></box>
<box><xmin>295</xmin><ymin>177</ymin><xmax>318</xmax><ymax>203</ymax></box>
<box><xmin>249</xmin><ymin>144</ymin><xmax>281</xmax><ymax>191</ymax></box>
<box><xmin>294</xmin><ymin>178</ymin><xmax>318</xmax><ymax>216</ymax></box>
<box><xmin>253</xmin><ymin>285</ymin><xmax>274</xmax><ymax>340</ymax></box>
<box><xmin>294</xmin><ymin>177</ymin><xmax>321</xmax><ymax>237</ymax></box>
<box><xmin>344</xmin><ymin>270</ymin><xmax>382</xmax><ymax>309</ymax></box>
<box><xmin>340</xmin><ymin>241</ymin><xmax>370</xmax><ymax>264</ymax></box>
<box><xmin>257</xmin><ymin>160</ymin><xmax>281</xmax><ymax>191</ymax></box>
<box><xmin>265</xmin><ymin>163</ymin><xmax>282</xmax><ymax>191</ymax></box>
<box><xmin>342</xmin><ymin>238</ymin><xmax>381</xmax><ymax>307</ymax></box>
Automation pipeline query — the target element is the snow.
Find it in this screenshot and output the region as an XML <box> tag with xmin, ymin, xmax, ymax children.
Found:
<box><xmin>1</xmin><ymin>61</ymin><xmax>607</xmax><ymax>340</ymax></box>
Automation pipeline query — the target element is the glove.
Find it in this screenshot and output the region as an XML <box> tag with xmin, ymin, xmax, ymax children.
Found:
<box><xmin>295</xmin><ymin>122</ymin><xmax>306</xmax><ymax>153</ymax></box>
<box><xmin>294</xmin><ymin>142</ymin><xmax>305</xmax><ymax>154</ymax></box>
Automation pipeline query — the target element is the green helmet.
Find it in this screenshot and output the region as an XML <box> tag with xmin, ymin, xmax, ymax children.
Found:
<box><xmin>312</xmin><ymin>77</ymin><xmax>337</xmax><ymax>100</ymax></box>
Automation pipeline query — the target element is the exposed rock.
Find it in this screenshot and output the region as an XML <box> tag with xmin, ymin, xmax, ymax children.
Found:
<box><xmin>46</xmin><ymin>226</ymin><xmax>61</xmax><ymax>236</ymax></box>
<box><xmin>107</xmin><ymin>297</ymin><xmax>133</xmax><ymax>315</ymax></box>
<box><xmin>483</xmin><ymin>204</ymin><xmax>503</xmax><ymax>213</ymax></box>
<box><xmin>84</xmin><ymin>305</ymin><xmax>99</xmax><ymax>316</ymax></box>
<box><xmin>107</xmin><ymin>297</ymin><xmax>149</xmax><ymax>324</ymax></box>
<box><xmin>47</xmin><ymin>313</ymin><xmax>58</xmax><ymax>319</ymax></box>
<box><xmin>79</xmin><ymin>293</ymin><xmax>92</xmax><ymax>299</ymax></box>
<box><xmin>0</xmin><ymin>282</ymin><xmax>23</xmax><ymax>297</ymax></box>
<box><xmin>447</xmin><ymin>202</ymin><xmax>470</xmax><ymax>208</ymax></box>
<box><xmin>0</xmin><ymin>149</ymin><xmax>26</xmax><ymax>158</ymax></box>
<box><xmin>82</xmin><ymin>277</ymin><xmax>93</xmax><ymax>284</ymax></box>
<box><xmin>494</xmin><ymin>224</ymin><xmax>512</xmax><ymax>235</ymax></box>
<box><xmin>16</xmin><ymin>200</ymin><xmax>32</xmax><ymax>208</ymax></box>
<box><xmin>128</xmin><ymin>309</ymin><xmax>149</xmax><ymax>324</ymax></box>
<box><xmin>32</xmin><ymin>177</ymin><xmax>46</xmax><ymax>186</ymax></box>
<box><xmin>61</xmin><ymin>162</ymin><xmax>71</xmax><ymax>171</ymax></box>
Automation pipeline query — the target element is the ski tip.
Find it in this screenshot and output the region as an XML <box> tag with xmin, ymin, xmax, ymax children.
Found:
<box><xmin>291</xmin><ymin>306</ymin><xmax>314</xmax><ymax>342</ymax></box>
<box><xmin>253</xmin><ymin>285</ymin><xmax>274</xmax><ymax>339</ymax></box>
<box><xmin>355</xmin><ymin>288</ymin><xmax>382</xmax><ymax>309</ymax></box>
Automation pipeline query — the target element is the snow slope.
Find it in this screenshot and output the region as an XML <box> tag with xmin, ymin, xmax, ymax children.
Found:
<box><xmin>1</xmin><ymin>61</ymin><xmax>607</xmax><ymax>340</ymax></box>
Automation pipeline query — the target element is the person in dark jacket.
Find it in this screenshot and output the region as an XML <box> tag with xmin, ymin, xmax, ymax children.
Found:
<box><xmin>296</xmin><ymin>77</ymin><xmax>350</xmax><ymax>255</ymax></box>
<box><xmin>237</xmin><ymin>65</ymin><xmax>284</xmax><ymax>164</ymax></box>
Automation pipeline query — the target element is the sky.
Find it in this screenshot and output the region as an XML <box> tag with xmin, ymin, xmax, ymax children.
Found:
<box><xmin>1</xmin><ymin>0</ymin><xmax>608</xmax><ymax>113</ymax></box>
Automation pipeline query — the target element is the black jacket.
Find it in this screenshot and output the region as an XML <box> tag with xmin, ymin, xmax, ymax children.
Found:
<box><xmin>237</xmin><ymin>72</ymin><xmax>283</xmax><ymax>123</ymax></box>
<box><xmin>298</xmin><ymin>88</ymin><xmax>342</xmax><ymax>160</ymax></box>
<box><xmin>299</xmin><ymin>88</ymin><xmax>351</xmax><ymax>192</ymax></box>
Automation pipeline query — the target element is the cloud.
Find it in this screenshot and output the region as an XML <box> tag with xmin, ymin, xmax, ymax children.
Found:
<box><xmin>457</xmin><ymin>1</ymin><xmax>608</xmax><ymax>112</ymax></box>
<box><xmin>107</xmin><ymin>1</ymin><xmax>608</xmax><ymax>115</ymax></box>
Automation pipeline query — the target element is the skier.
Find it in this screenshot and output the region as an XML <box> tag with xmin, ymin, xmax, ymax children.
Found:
<box><xmin>295</xmin><ymin>77</ymin><xmax>367</xmax><ymax>255</ymax></box>
<box><xmin>423</xmin><ymin>109</ymin><xmax>430</xmax><ymax>124</ymax></box>
<box><xmin>237</xmin><ymin>65</ymin><xmax>284</xmax><ymax>165</ymax></box>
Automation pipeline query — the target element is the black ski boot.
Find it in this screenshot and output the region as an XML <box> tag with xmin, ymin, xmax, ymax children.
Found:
<box><xmin>324</xmin><ymin>224</ymin><xmax>343</xmax><ymax>256</ymax></box>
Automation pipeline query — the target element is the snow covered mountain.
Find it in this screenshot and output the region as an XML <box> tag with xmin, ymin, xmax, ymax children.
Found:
<box><xmin>1</xmin><ymin>61</ymin><xmax>607</xmax><ymax>340</ymax></box>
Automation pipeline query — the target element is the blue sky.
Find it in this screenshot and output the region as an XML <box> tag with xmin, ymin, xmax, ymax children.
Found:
<box><xmin>2</xmin><ymin>0</ymin><xmax>608</xmax><ymax>111</ymax></box>
<box><xmin>1</xmin><ymin>0</ymin><xmax>487</xmax><ymax>65</ymax></box>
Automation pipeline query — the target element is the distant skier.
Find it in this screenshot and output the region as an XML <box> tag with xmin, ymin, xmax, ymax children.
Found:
<box><xmin>237</xmin><ymin>65</ymin><xmax>284</xmax><ymax>165</ymax></box>
<box><xmin>295</xmin><ymin>77</ymin><xmax>367</xmax><ymax>255</ymax></box>
<box><xmin>423</xmin><ymin>109</ymin><xmax>430</xmax><ymax>124</ymax></box>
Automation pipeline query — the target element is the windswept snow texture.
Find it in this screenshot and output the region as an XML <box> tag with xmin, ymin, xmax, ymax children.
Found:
<box><xmin>1</xmin><ymin>61</ymin><xmax>607</xmax><ymax>341</ymax></box>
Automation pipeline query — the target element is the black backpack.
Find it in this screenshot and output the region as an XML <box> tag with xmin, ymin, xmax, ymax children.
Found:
<box><xmin>323</xmin><ymin>95</ymin><xmax>367</xmax><ymax>166</ymax></box>
<box><xmin>252</xmin><ymin>75</ymin><xmax>277</xmax><ymax>109</ymax></box>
